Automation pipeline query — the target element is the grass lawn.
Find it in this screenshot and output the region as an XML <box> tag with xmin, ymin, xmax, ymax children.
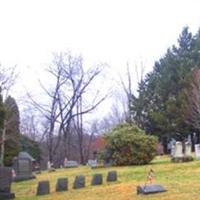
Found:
<box><xmin>12</xmin><ymin>155</ymin><xmax>200</xmax><ymax>200</ymax></box>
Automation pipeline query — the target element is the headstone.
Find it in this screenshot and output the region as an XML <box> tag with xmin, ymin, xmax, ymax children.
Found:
<box><xmin>47</xmin><ymin>161</ymin><xmax>51</xmax><ymax>170</ymax></box>
<box><xmin>173</xmin><ymin>142</ymin><xmax>183</xmax><ymax>158</ymax></box>
<box><xmin>64</xmin><ymin>160</ymin><xmax>79</xmax><ymax>168</ymax></box>
<box><xmin>137</xmin><ymin>184</ymin><xmax>167</xmax><ymax>195</ymax></box>
<box><xmin>73</xmin><ymin>175</ymin><xmax>85</xmax><ymax>189</ymax></box>
<box><xmin>91</xmin><ymin>174</ymin><xmax>103</xmax><ymax>185</ymax></box>
<box><xmin>170</xmin><ymin>145</ymin><xmax>175</xmax><ymax>157</ymax></box>
<box><xmin>195</xmin><ymin>144</ymin><xmax>200</xmax><ymax>159</ymax></box>
<box><xmin>63</xmin><ymin>157</ymin><xmax>68</xmax><ymax>167</ymax></box>
<box><xmin>37</xmin><ymin>181</ymin><xmax>50</xmax><ymax>195</ymax></box>
<box><xmin>107</xmin><ymin>171</ymin><xmax>117</xmax><ymax>182</ymax></box>
<box><xmin>87</xmin><ymin>160</ymin><xmax>97</xmax><ymax>168</ymax></box>
<box><xmin>0</xmin><ymin>167</ymin><xmax>15</xmax><ymax>199</ymax></box>
<box><xmin>47</xmin><ymin>161</ymin><xmax>56</xmax><ymax>172</ymax></box>
<box><xmin>185</xmin><ymin>142</ymin><xmax>192</xmax><ymax>157</ymax></box>
<box><xmin>56</xmin><ymin>178</ymin><xmax>68</xmax><ymax>192</ymax></box>
<box><xmin>13</xmin><ymin>152</ymin><xmax>35</xmax><ymax>182</ymax></box>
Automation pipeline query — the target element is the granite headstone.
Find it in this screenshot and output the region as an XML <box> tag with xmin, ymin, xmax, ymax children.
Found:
<box><xmin>195</xmin><ymin>144</ymin><xmax>200</xmax><ymax>160</ymax></box>
<box><xmin>13</xmin><ymin>152</ymin><xmax>36</xmax><ymax>182</ymax></box>
<box><xmin>87</xmin><ymin>160</ymin><xmax>97</xmax><ymax>168</ymax></box>
<box><xmin>73</xmin><ymin>175</ymin><xmax>85</xmax><ymax>189</ymax></box>
<box><xmin>37</xmin><ymin>181</ymin><xmax>50</xmax><ymax>195</ymax></box>
<box><xmin>0</xmin><ymin>167</ymin><xmax>15</xmax><ymax>199</ymax></box>
<box><xmin>56</xmin><ymin>178</ymin><xmax>68</xmax><ymax>192</ymax></box>
<box><xmin>174</xmin><ymin>142</ymin><xmax>183</xmax><ymax>158</ymax></box>
<box><xmin>64</xmin><ymin>160</ymin><xmax>79</xmax><ymax>168</ymax></box>
<box><xmin>91</xmin><ymin>174</ymin><xmax>103</xmax><ymax>185</ymax></box>
<box><xmin>185</xmin><ymin>142</ymin><xmax>192</xmax><ymax>157</ymax></box>
<box><xmin>137</xmin><ymin>184</ymin><xmax>167</xmax><ymax>195</ymax></box>
<box><xmin>107</xmin><ymin>171</ymin><xmax>117</xmax><ymax>182</ymax></box>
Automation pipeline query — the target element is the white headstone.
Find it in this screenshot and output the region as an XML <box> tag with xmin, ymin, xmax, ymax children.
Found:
<box><xmin>47</xmin><ymin>161</ymin><xmax>51</xmax><ymax>170</ymax></box>
<box><xmin>185</xmin><ymin>142</ymin><xmax>192</xmax><ymax>157</ymax></box>
<box><xmin>195</xmin><ymin>144</ymin><xmax>200</xmax><ymax>160</ymax></box>
<box><xmin>174</xmin><ymin>142</ymin><xmax>183</xmax><ymax>158</ymax></box>
<box><xmin>87</xmin><ymin>160</ymin><xmax>97</xmax><ymax>168</ymax></box>
<box><xmin>63</xmin><ymin>157</ymin><xmax>68</xmax><ymax>167</ymax></box>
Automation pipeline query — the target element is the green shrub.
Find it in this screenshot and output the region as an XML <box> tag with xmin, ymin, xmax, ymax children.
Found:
<box><xmin>103</xmin><ymin>123</ymin><xmax>158</xmax><ymax>166</ymax></box>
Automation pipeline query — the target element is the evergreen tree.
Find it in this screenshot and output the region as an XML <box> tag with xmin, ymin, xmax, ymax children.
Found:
<box><xmin>131</xmin><ymin>27</ymin><xmax>200</xmax><ymax>149</ymax></box>
<box><xmin>19</xmin><ymin>134</ymin><xmax>41</xmax><ymax>162</ymax></box>
<box><xmin>4</xmin><ymin>96</ymin><xmax>20</xmax><ymax>166</ymax></box>
<box><xmin>0</xmin><ymin>88</ymin><xmax>5</xmax><ymax>130</ymax></box>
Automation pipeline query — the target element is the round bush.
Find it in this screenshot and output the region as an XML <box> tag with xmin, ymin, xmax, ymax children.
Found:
<box><xmin>103</xmin><ymin>123</ymin><xmax>158</xmax><ymax>165</ymax></box>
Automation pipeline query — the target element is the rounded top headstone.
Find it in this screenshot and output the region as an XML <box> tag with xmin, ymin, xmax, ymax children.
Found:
<box><xmin>18</xmin><ymin>152</ymin><xmax>35</xmax><ymax>161</ymax></box>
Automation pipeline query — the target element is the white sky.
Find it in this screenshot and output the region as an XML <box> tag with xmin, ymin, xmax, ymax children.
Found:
<box><xmin>0</xmin><ymin>0</ymin><xmax>200</xmax><ymax>116</ymax></box>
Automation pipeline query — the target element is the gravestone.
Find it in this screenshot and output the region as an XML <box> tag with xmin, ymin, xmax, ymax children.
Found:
<box><xmin>56</xmin><ymin>178</ymin><xmax>68</xmax><ymax>192</ymax></box>
<box><xmin>174</xmin><ymin>142</ymin><xmax>183</xmax><ymax>158</ymax></box>
<box><xmin>137</xmin><ymin>184</ymin><xmax>167</xmax><ymax>195</ymax></box>
<box><xmin>107</xmin><ymin>171</ymin><xmax>117</xmax><ymax>182</ymax></box>
<box><xmin>47</xmin><ymin>161</ymin><xmax>51</xmax><ymax>170</ymax></box>
<box><xmin>170</xmin><ymin>144</ymin><xmax>175</xmax><ymax>157</ymax></box>
<box><xmin>91</xmin><ymin>174</ymin><xmax>103</xmax><ymax>185</ymax></box>
<box><xmin>0</xmin><ymin>167</ymin><xmax>15</xmax><ymax>199</ymax></box>
<box><xmin>13</xmin><ymin>152</ymin><xmax>35</xmax><ymax>182</ymax></box>
<box><xmin>63</xmin><ymin>157</ymin><xmax>68</xmax><ymax>167</ymax></box>
<box><xmin>73</xmin><ymin>175</ymin><xmax>85</xmax><ymax>189</ymax></box>
<box><xmin>185</xmin><ymin>142</ymin><xmax>192</xmax><ymax>157</ymax></box>
<box><xmin>47</xmin><ymin>161</ymin><xmax>56</xmax><ymax>172</ymax></box>
<box><xmin>64</xmin><ymin>160</ymin><xmax>79</xmax><ymax>168</ymax></box>
<box><xmin>195</xmin><ymin>144</ymin><xmax>200</xmax><ymax>160</ymax></box>
<box><xmin>87</xmin><ymin>160</ymin><xmax>97</xmax><ymax>168</ymax></box>
<box><xmin>37</xmin><ymin>181</ymin><xmax>50</xmax><ymax>195</ymax></box>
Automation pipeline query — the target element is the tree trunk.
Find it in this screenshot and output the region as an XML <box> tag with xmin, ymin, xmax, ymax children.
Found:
<box><xmin>162</xmin><ymin>137</ymin><xmax>168</xmax><ymax>154</ymax></box>
<box><xmin>0</xmin><ymin>120</ymin><xmax>6</xmax><ymax>167</ymax></box>
<box><xmin>197</xmin><ymin>132</ymin><xmax>200</xmax><ymax>144</ymax></box>
<box><xmin>191</xmin><ymin>133</ymin><xmax>195</xmax><ymax>152</ymax></box>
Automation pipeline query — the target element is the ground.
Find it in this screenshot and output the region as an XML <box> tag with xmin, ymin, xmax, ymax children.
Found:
<box><xmin>13</xmin><ymin>156</ymin><xmax>200</xmax><ymax>200</ymax></box>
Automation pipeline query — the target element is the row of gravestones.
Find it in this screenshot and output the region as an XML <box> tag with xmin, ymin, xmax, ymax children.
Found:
<box><xmin>37</xmin><ymin>171</ymin><xmax>117</xmax><ymax>196</ymax></box>
<box><xmin>171</xmin><ymin>142</ymin><xmax>192</xmax><ymax>158</ymax></box>
<box><xmin>171</xmin><ymin>141</ymin><xmax>200</xmax><ymax>159</ymax></box>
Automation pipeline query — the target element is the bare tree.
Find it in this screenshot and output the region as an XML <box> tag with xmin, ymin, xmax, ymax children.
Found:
<box><xmin>119</xmin><ymin>62</ymin><xmax>145</xmax><ymax>123</ymax></box>
<box><xmin>29</xmin><ymin>52</ymin><xmax>107</xmax><ymax>163</ymax></box>
<box><xmin>186</xmin><ymin>69</ymin><xmax>200</xmax><ymax>136</ymax></box>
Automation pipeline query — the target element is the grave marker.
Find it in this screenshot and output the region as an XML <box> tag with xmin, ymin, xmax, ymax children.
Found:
<box><xmin>13</xmin><ymin>152</ymin><xmax>35</xmax><ymax>182</ymax></box>
<box><xmin>73</xmin><ymin>175</ymin><xmax>85</xmax><ymax>189</ymax></box>
<box><xmin>0</xmin><ymin>167</ymin><xmax>15</xmax><ymax>199</ymax></box>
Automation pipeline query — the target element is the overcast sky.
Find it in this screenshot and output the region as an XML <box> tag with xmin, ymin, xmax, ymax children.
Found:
<box><xmin>1</xmin><ymin>0</ymin><xmax>200</xmax><ymax>116</ymax></box>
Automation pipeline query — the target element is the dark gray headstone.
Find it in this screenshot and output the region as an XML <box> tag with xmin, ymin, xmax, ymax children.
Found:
<box><xmin>137</xmin><ymin>184</ymin><xmax>167</xmax><ymax>195</ymax></box>
<box><xmin>37</xmin><ymin>181</ymin><xmax>50</xmax><ymax>196</ymax></box>
<box><xmin>107</xmin><ymin>171</ymin><xmax>117</xmax><ymax>182</ymax></box>
<box><xmin>91</xmin><ymin>174</ymin><xmax>103</xmax><ymax>185</ymax></box>
<box><xmin>56</xmin><ymin>178</ymin><xmax>68</xmax><ymax>192</ymax></box>
<box><xmin>73</xmin><ymin>175</ymin><xmax>85</xmax><ymax>189</ymax></box>
<box><xmin>13</xmin><ymin>154</ymin><xmax>35</xmax><ymax>182</ymax></box>
<box><xmin>0</xmin><ymin>167</ymin><xmax>15</xmax><ymax>199</ymax></box>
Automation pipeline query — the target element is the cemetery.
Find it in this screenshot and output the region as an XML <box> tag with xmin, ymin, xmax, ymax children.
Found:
<box><xmin>2</xmin><ymin>154</ymin><xmax>199</xmax><ymax>200</ymax></box>
<box><xmin>1</xmin><ymin>3</ymin><xmax>200</xmax><ymax>200</ymax></box>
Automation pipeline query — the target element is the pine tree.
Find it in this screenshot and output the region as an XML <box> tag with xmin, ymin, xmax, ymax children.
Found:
<box><xmin>4</xmin><ymin>96</ymin><xmax>20</xmax><ymax>166</ymax></box>
<box><xmin>131</xmin><ymin>27</ymin><xmax>200</xmax><ymax>149</ymax></box>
